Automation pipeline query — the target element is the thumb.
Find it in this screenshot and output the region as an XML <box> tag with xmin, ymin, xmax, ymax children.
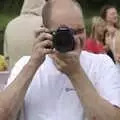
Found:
<box><xmin>74</xmin><ymin>37</ymin><xmax>81</xmax><ymax>51</ymax></box>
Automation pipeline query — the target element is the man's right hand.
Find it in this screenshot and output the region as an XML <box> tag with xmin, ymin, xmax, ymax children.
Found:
<box><xmin>29</xmin><ymin>27</ymin><xmax>53</xmax><ymax>67</ymax></box>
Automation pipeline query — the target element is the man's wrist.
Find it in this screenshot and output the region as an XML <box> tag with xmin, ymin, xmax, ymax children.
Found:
<box><xmin>27</xmin><ymin>57</ymin><xmax>41</xmax><ymax>69</ymax></box>
<box><xmin>68</xmin><ymin>65</ymin><xmax>83</xmax><ymax>80</ymax></box>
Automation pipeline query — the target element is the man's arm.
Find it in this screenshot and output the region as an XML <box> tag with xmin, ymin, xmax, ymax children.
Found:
<box><xmin>0</xmin><ymin>59</ymin><xmax>41</xmax><ymax>120</ymax></box>
<box><xmin>0</xmin><ymin>27</ymin><xmax>53</xmax><ymax>120</ymax></box>
<box><xmin>52</xmin><ymin>39</ymin><xmax>120</xmax><ymax>120</ymax></box>
<box><xmin>69</xmin><ymin>66</ymin><xmax>120</xmax><ymax>120</ymax></box>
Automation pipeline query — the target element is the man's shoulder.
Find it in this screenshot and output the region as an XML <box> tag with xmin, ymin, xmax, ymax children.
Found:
<box><xmin>12</xmin><ymin>56</ymin><xmax>31</xmax><ymax>72</ymax></box>
<box><xmin>11</xmin><ymin>56</ymin><xmax>31</xmax><ymax>74</ymax></box>
<box><xmin>15</xmin><ymin>56</ymin><xmax>30</xmax><ymax>66</ymax></box>
<box><xmin>80</xmin><ymin>51</ymin><xmax>115</xmax><ymax>71</ymax></box>
<box><xmin>81</xmin><ymin>51</ymin><xmax>113</xmax><ymax>62</ymax></box>
<box><xmin>7</xmin><ymin>56</ymin><xmax>30</xmax><ymax>86</ymax></box>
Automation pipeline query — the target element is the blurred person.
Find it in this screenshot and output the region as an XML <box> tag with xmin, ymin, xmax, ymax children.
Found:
<box><xmin>100</xmin><ymin>5</ymin><xmax>119</xmax><ymax>29</ymax></box>
<box><xmin>114</xmin><ymin>32</ymin><xmax>120</xmax><ymax>72</ymax></box>
<box><xmin>84</xmin><ymin>16</ymin><xmax>106</xmax><ymax>53</ymax></box>
<box><xmin>100</xmin><ymin>5</ymin><xmax>119</xmax><ymax>60</ymax></box>
<box><xmin>100</xmin><ymin>4</ymin><xmax>119</xmax><ymax>46</ymax></box>
<box><xmin>105</xmin><ymin>27</ymin><xmax>120</xmax><ymax>64</ymax></box>
<box><xmin>0</xmin><ymin>0</ymin><xmax>120</xmax><ymax>120</ymax></box>
<box><xmin>84</xmin><ymin>17</ymin><xmax>115</xmax><ymax>61</ymax></box>
<box><xmin>114</xmin><ymin>31</ymin><xmax>120</xmax><ymax>63</ymax></box>
<box><xmin>4</xmin><ymin>0</ymin><xmax>46</xmax><ymax>68</ymax></box>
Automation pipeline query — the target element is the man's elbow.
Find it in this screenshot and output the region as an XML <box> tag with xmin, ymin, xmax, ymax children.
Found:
<box><xmin>0</xmin><ymin>104</ymin><xmax>15</xmax><ymax>120</ymax></box>
<box><xmin>91</xmin><ymin>107</ymin><xmax>120</xmax><ymax>120</ymax></box>
<box><xmin>110</xmin><ymin>107</ymin><xmax>120</xmax><ymax>120</ymax></box>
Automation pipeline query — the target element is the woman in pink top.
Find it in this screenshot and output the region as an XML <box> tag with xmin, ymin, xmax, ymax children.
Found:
<box><xmin>84</xmin><ymin>16</ymin><xmax>106</xmax><ymax>54</ymax></box>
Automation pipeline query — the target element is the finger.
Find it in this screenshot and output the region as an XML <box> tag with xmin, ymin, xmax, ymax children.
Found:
<box><xmin>53</xmin><ymin>50</ymin><xmax>68</xmax><ymax>59</ymax></box>
<box><xmin>43</xmin><ymin>48</ymin><xmax>54</xmax><ymax>55</ymax></box>
<box><xmin>40</xmin><ymin>40</ymin><xmax>53</xmax><ymax>48</ymax></box>
<box><xmin>74</xmin><ymin>37</ymin><xmax>81</xmax><ymax>51</ymax></box>
<box><xmin>35</xmin><ymin>33</ymin><xmax>53</xmax><ymax>45</ymax></box>
<box><xmin>51</xmin><ymin>54</ymin><xmax>66</xmax><ymax>67</ymax></box>
<box><xmin>34</xmin><ymin>27</ymin><xmax>50</xmax><ymax>38</ymax></box>
<box><xmin>38</xmin><ymin>32</ymin><xmax>52</xmax><ymax>41</ymax></box>
<box><xmin>35</xmin><ymin>27</ymin><xmax>49</xmax><ymax>34</ymax></box>
<box><xmin>34</xmin><ymin>40</ymin><xmax>53</xmax><ymax>51</ymax></box>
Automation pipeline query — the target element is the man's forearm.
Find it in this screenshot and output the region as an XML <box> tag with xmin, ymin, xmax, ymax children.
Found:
<box><xmin>69</xmin><ymin>67</ymin><xmax>120</xmax><ymax>120</ymax></box>
<box><xmin>0</xmin><ymin>59</ymin><xmax>39</xmax><ymax>120</ymax></box>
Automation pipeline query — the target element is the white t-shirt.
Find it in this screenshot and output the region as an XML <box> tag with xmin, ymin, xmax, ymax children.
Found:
<box><xmin>7</xmin><ymin>51</ymin><xmax>120</xmax><ymax>120</ymax></box>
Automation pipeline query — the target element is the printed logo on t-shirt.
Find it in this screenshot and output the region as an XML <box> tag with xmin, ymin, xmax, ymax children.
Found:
<box><xmin>65</xmin><ymin>88</ymin><xmax>75</xmax><ymax>92</ymax></box>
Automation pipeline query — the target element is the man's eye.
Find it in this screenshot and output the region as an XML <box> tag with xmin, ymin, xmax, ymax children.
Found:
<box><xmin>73</xmin><ymin>28</ymin><xmax>84</xmax><ymax>35</ymax></box>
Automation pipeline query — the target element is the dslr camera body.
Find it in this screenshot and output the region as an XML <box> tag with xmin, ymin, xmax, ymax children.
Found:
<box><xmin>51</xmin><ymin>26</ymin><xmax>75</xmax><ymax>53</ymax></box>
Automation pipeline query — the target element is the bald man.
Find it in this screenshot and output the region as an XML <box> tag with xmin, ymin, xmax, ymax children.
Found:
<box><xmin>4</xmin><ymin>0</ymin><xmax>45</xmax><ymax>68</ymax></box>
<box><xmin>1</xmin><ymin>0</ymin><xmax>120</xmax><ymax>120</ymax></box>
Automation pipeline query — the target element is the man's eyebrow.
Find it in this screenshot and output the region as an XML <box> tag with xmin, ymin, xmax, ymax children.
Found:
<box><xmin>72</xmin><ymin>28</ymin><xmax>85</xmax><ymax>34</ymax></box>
<box><xmin>49</xmin><ymin>27</ymin><xmax>85</xmax><ymax>35</ymax></box>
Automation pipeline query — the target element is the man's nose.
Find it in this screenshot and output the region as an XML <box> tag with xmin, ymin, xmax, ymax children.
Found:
<box><xmin>79</xmin><ymin>33</ymin><xmax>86</xmax><ymax>41</ymax></box>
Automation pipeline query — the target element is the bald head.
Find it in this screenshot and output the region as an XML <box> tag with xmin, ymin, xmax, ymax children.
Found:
<box><xmin>42</xmin><ymin>0</ymin><xmax>84</xmax><ymax>29</ymax></box>
<box><xmin>42</xmin><ymin>0</ymin><xmax>86</xmax><ymax>46</ymax></box>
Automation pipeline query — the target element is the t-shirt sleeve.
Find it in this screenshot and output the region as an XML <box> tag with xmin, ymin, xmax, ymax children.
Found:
<box><xmin>96</xmin><ymin>55</ymin><xmax>120</xmax><ymax>107</ymax></box>
<box><xmin>6</xmin><ymin>56</ymin><xmax>30</xmax><ymax>87</ymax></box>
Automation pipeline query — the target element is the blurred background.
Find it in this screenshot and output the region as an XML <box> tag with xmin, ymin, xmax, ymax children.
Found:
<box><xmin>0</xmin><ymin>0</ymin><xmax>120</xmax><ymax>54</ymax></box>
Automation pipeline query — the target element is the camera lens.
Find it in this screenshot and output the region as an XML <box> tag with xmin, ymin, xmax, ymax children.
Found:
<box><xmin>53</xmin><ymin>27</ymin><xmax>75</xmax><ymax>52</ymax></box>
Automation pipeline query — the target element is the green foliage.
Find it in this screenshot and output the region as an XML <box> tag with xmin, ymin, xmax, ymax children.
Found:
<box><xmin>0</xmin><ymin>0</ymin><xmax>24</xmax><ymax>14</ymax></box>
<box><xmin>0</xmin><ymin>13</ymin><xmax>17</xmax><ymax>28</ymax></box>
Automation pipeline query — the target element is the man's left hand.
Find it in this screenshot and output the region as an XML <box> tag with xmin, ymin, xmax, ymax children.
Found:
<box><xmin>50</xmin><ymin>37</ymin><xmax>82</xmax><ymax>76</ymax></box>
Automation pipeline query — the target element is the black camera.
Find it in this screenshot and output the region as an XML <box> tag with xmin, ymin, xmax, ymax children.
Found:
<box><xmin>52</xmin><ymin>26</ymin><xmax>75</xmax><ymax>53</ymax></box>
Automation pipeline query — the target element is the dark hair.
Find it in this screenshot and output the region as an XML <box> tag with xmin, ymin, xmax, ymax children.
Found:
<box><xmin>100</xmin><ymin>5</ymin><xmax>116</xmax><ymax>20</ymax></box>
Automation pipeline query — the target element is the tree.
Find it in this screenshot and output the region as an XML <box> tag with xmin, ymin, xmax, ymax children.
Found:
<box><xmin>0</xmin><ymin>0</ymin><xmax>24</xmax><ymax>13</ymax></box>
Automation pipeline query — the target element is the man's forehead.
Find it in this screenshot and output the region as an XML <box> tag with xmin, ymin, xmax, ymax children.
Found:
<box><xmin>50</xmin><ymin>22</ymin><xmax>84</xmax><ymax>31</ymax></box>
<box><xmin>49</xmin><ymin>10</ymin><xmax>84</xmax><ymax>30</ymax></box>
